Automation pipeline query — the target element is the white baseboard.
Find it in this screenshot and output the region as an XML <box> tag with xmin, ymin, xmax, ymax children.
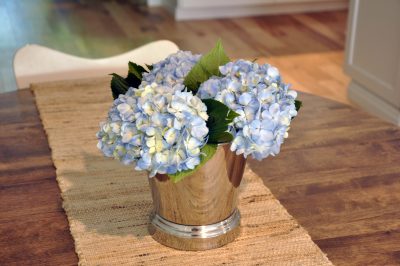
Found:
<box><xmin>348</xmin><ymin>81</ymin><xmax>400</xmax><ymax>126</ymax></box>
<box><xmin>147</xmin><ymin>0</ymin><xmax>163</xmax><ymax>7</ymax></box>
<box><xmin>170</xmin><ymin>1</ymin><xmax>348</xmax><ymax>21</ymax></box>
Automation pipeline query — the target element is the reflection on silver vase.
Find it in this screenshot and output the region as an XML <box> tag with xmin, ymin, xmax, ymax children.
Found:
<box><xmin>148</xmin><ymin>143</ymin><xmax>246</xmax><ymax>251</ymax></box>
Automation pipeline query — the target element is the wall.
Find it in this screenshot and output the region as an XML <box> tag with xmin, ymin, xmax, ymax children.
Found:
<box><xmin>345</xmin><ymin>0</ymin><xmax>400</xmax><ymax>125</ymax></box>
<box><xmin>150</xmin><ymin>0</ymin><xmax>348</xmax><ymax>20</ymax></box>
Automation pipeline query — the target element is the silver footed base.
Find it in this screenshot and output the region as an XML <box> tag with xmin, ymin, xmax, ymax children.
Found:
<box><xmin>149</xmin><ymin>209</ymin><xmax>241</xmax><ymax>251</ymax></box>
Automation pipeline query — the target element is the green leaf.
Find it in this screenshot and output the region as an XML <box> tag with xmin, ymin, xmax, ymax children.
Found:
<box><xmin>168</xmin><ymin>144</ymin><xmax>217</xmax><ymax>183</ymax></box>
<box><xmin>184</xmin><ymin>40</ymin><xmax>230</xmax><ymax>93</ymax></box>
<box><xmin>125</xmin><ymin>73</ymin><xmax>142</xmax><ymax>89</ymax></box>
<box><xmin>227</xmin><ymin>109</ymin><xmax>240</xmax><ymax>121</ymax></box>
<box><xmin>110</xmin><ymin>62</ymin><xmax>148</xmax><ymax>99</ymax></box>
<box><xmin>291</xmin><ymin>99</ymin><xmax>303</xmax><ymax>120</ymax></box>
<box><xmin>202</xmin><ymin>99</ymin><xmax>239</xmax><ymax>144</ymax></box>
<box><xmin>145</xmin><ymin>64</ymin><xmax>153</xmax><ymax>71</ymax></box>
<box><xmin>110</xmin><ymin>73</ymin><xmax>129</xmax><ymax>100</ymax></box>
<box><xmin>210</xmin><ymin>131</ymin><xmax>234</xmax><ymax>143</ymax></box>
<box><xmin>125</xmin><ymin>62</ymin><xmax>147</xmax><ymax>88</ymax></box>
<box><xmin>295</xmin><ymin>100</ymin><xmax>302</xmax><ymax>112</ymax></box>
<box><xmin>128</xmin><ymin>62</ymin><xmax>147</xmax><ymax>80</ymax></box>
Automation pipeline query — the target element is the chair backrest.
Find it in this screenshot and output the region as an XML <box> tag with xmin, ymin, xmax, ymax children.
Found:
<box><xmin>13</xmin><ymin>40</ymin><xmax>179</xmax><ymax>89</ymax></box>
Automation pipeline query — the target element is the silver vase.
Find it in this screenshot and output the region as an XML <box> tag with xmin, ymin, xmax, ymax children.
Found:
<box><xmin>148</xmin><ymin>144</ymin><xmax>246</xmax><ymax>250</ymax></box>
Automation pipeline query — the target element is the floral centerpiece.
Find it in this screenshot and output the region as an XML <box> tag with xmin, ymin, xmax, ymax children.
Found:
<box><xmin>97</xmin><ymin>41</ymin><xmax>301</xmax><ymax>250</ymax></box>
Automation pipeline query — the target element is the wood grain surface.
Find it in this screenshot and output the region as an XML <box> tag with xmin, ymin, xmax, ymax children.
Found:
<box><xmin>0</xmin><ymin>89</ymin><xmax>78</xmax><ymax>265</ymax></box>
<box><xmin>0</xmin><ymin>1</ymin><xmax>347</xmax><ymax>93</ymax></box>
<box><xmin>1</xmin><ymin>88</ymin><xmax>400</xmax><ymax>265</ymax></box>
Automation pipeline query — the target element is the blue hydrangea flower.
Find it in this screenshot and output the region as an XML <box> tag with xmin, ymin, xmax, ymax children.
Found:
<box><xmin>97</xmin><ymin>83</ymin><xmax>209</xmax><ymax>177</ymax></box>
<box><xmin>96</xmin><ymin>89</ymin><xmax>143</xmax><ymax>165</ymax></box>
<box><xmin>140</xmin><ymin>51</ymin><xmax>201</xmax><ymax>92</ymax></box>
<box><xmin>197</xmin><ymin>59</ymin><xmax>298</xmax><ymax>160</ymax></box>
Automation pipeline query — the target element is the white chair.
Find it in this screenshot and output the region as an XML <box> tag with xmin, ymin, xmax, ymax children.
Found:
<box><xmin>13</xmin><ymin>40</ymin><xmax>179</xmax><ymax>89</ymax></box>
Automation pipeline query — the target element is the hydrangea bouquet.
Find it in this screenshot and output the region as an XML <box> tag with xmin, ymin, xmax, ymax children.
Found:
<box><xmin>97</xmin><ymin>41</ymin><xmax>301</xmax><ymax>183</ymax></box>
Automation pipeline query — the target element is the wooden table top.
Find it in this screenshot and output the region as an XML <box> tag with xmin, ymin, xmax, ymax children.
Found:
<box><xmin>1</xmin><ymin>88</ymin><xmax>400</xmax><ymax>265</ymax></box>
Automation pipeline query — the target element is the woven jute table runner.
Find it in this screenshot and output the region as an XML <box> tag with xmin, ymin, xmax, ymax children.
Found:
<box><xmin>32</xmin><ymin>78</ymin><xmax>332</xmax><ymax>266</ymax></box>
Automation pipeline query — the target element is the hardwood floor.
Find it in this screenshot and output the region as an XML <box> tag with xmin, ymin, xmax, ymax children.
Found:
<box><xmin>0</xmin><ymin>0</ymin><xmax>348</xmax><ymax>99</ymax></box>
<box><xmin>267</xmin><ymin>51</ymin><xmax>350</xmax><ymax>104</ymax></box>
